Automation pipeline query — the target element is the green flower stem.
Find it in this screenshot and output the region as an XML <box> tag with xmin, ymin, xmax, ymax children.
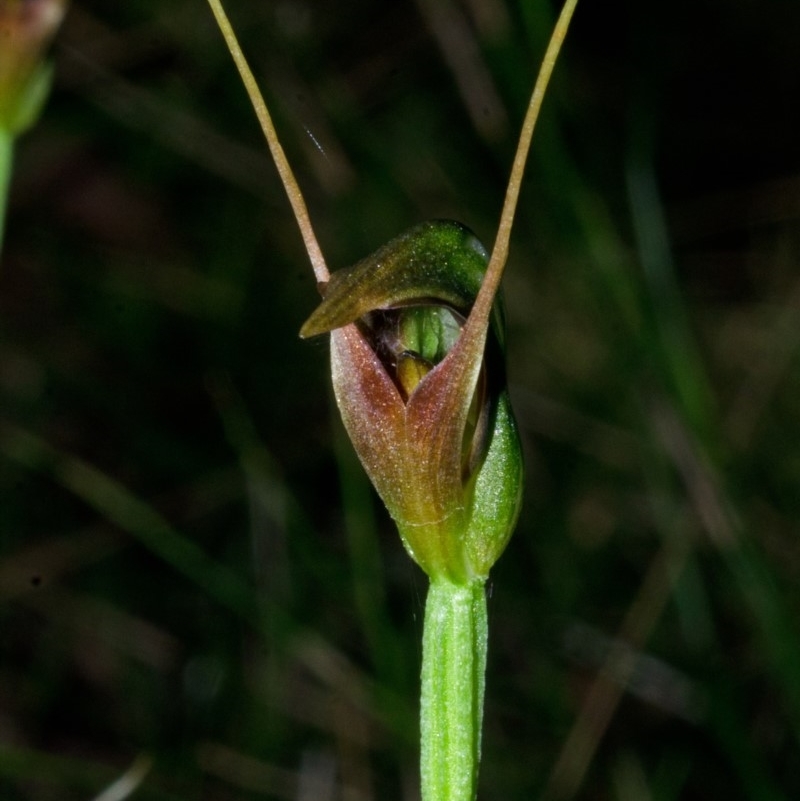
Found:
<box><xmin>0</xmin><ymin>128</ymin><xmax>13</xmax><ymax>258</ymax></box>
<box><xmin>421</xmin><ymin>577</ymin><xmax>488</xmax><ymax>801</ymax></box>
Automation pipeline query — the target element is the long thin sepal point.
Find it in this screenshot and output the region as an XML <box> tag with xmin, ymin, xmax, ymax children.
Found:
<box><xmin>204</xmin><ymin>0</ymin><xmax>329</xmax><ymax>283</ymax></box>
<box><xmin>472</xmin><ymin>0</ymin><xmax>580</xmax><ymax>332</ymax></box>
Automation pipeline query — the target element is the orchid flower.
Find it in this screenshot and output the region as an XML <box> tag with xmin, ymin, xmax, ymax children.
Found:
<box><xmin>0</xmin><ymin>0</ymin><xmax>68</xmax><ymax>254</ymax></box>
<box><xmin>0</xmin><ymin>0</ymin><xmax>66</xmax><ymax>134</ymax></box>
<box><xmin>300</xmin><ymin>219</ymin><xmax>523</xmax><ymax>583</ymax></box>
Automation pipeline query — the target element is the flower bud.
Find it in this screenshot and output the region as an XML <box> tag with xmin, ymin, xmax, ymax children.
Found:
<box><xmin>301</xmin><ymin>220</ymin><xmax>523</xmax><ymax>583</ymax></box>
<box><xmin>0</xmin><ymin>0</ymin><xmax>67</xmax><ymax>135</ymax></box>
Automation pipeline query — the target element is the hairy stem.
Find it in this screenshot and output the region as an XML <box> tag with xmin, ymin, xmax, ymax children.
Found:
<box><xmin>421</xmin><ymin>578</ymin><xmax>488</xmax><ymax>801</ymax></box>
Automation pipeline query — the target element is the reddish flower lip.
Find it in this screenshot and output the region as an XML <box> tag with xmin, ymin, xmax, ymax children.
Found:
<box><xmin>330</xmin><ymin>320</ymin><xmax>478</xmax><ymax>580</ymax></box>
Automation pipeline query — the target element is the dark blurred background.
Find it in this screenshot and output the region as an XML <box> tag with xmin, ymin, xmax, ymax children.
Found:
<box><xmin>2</xmin><ymin>0</ymin><xmax>800</xmax><ymax>798</ymax></box>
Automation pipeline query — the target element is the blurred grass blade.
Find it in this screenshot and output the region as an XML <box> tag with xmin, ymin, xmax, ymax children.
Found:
<box><xmin>91</xmin><ymin>754</ymin><xmax>153</xmax><ymax>801</ymax></box>
<box><xmin>0</xmin><ymin>422</ymin><xmax>259</xmax><ymax>622</ymax></box>
<box><xmin>723</xmin><ymin>538</ymin><xmax>800</xmax><ymax>748</ymax></box>
<box><xmin>627</xmin><ymin>158</ymin><xmax>715</xmax><ymax>438</ymax></box>
<box><xmin>0</xmin><ymin>745</ymin><xmax>179</xmax><ymax>801</ymax></box>
<box><xmin>707</xmin><ymin>682</ymin><xmax>789</xmax><ymax>801</ymax></box>
<box><xmin>0</xmin><ymin>128</ymin><xmax>10</xmax><ymax>256</ymax></box>
<box><xmin>631</xmin><ymin>165</ymin><xmax>800</xmax><ymax>748</ymax></box>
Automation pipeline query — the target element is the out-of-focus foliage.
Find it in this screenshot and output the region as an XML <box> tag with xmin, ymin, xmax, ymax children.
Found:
<box><xmin>1</xmin><ymin>1</ymin><xmax>799</xmax><ymax>799</ymax></box>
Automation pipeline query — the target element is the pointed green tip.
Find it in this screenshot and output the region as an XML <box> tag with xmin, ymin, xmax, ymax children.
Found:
<box><xmin>298</xmin><ymin>319</ymin><xmax>318</xmax><ymax>340</ymax></box>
